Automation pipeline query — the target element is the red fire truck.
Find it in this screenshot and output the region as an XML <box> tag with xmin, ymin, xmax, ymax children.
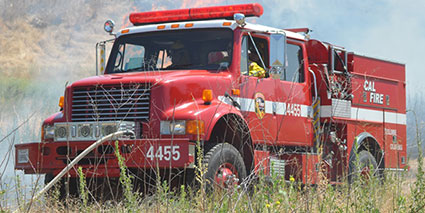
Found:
<box><xmin>15</xmin><ymin>3</ymin><xmax>406</xmax><ymax>192</ymax></box>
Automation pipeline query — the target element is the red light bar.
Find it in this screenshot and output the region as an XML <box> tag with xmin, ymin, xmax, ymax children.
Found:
<box><xmin>129</xmin><ymin>3</ymin><xmax>264</xmax><ymax>26</ymax></box>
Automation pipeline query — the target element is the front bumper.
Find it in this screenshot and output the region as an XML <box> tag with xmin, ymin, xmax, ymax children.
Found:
<box><xmin>15</xmin><ymin>138</ymin><xmax>195</xmax><ymax>178</ymax></box>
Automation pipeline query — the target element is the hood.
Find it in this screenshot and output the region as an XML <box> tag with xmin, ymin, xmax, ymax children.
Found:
<box><xmin>70</xmin><ymin>70</ymin><xmax>231</xmax><ymax>88</ymax></box>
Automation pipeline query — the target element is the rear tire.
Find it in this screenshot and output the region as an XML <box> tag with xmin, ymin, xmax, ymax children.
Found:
<box><xmin>348</xmin><ymin>150</ymin><xmax>378</xmax><ymax>183</ymax></box>
<box><xmin>203</xmin><ymin>143</ymin><xmax>247</xmax><ymax>191</ymax></box>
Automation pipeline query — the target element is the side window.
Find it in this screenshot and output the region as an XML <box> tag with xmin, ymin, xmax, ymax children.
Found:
<box><xmin>282</xmin><ymin>43</ymin><xmax>304</xmax><ymax>82</ymax></box>
<box><xmin>242</xmin><ymin>35</ymin><xmax>269</xmax><ymax>77</ymax></box>
<box><xmin>114</xmin><ymin>43</ymin><xmax>146</xmax><ymax>72</ymax></box>
<box><xmin>124</xmin><ymin>45</ymin><xmax>145</xmax><ymax>71</ymax></box>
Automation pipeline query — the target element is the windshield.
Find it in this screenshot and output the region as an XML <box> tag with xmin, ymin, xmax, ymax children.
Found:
<box><xmin>105</xmin><ymin>28</ymin><xmax>233</xmax><ymax>74</ymax></box>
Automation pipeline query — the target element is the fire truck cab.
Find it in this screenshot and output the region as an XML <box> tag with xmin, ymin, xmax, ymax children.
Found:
<box><xmin>15</xmin><ymin>3</ymin><xmax>406</xmax><ymax>192</ymax></box>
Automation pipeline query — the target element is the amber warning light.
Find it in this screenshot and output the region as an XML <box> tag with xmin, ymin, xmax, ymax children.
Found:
<box><xmin>129</xmin><ymin>3</ymin><xmax>264</xmax><ymax>25</ymax></box>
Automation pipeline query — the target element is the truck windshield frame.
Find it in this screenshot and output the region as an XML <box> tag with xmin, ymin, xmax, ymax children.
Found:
<box><xmin>105</xmin><ymin>28</ymin><xmax>233</xmax><ymax>74</ymax></box>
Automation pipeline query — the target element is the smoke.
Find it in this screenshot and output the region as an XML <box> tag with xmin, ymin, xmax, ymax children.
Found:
<box><xmin>0</xmin><ymin>0</ymin><xmax>423</xmax><ymax>205</ymax></box>
<box><xmin>259</xmin><ymin>0</ymin><xmax>424</xmax><ymax>88</ymax></box>
<box><xmin>1</xmin><ymin>1</ymin><xmax>422</xmax><ymax>83</ymax></box>
<box><xmin>0</xmin><ymin>0</ymin><xmax>148</xmax><ymax>205</ymax></box>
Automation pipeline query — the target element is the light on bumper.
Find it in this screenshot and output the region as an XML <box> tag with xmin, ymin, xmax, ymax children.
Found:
<box><xmin>160</xmin><ymin>120</ymin><xmax>186</xmax><ymax>135</ymax></box>
<box><xmin>186</xmin><ymin>120</ymin><xmax>205</xmax><ymax>135</ymax></box>
<box><xmin>53</xmin><ymin>121</ymin><xmax>135</xmax><ymax>141</ymax></box>
<box><xmin>160</xmin><ymin>120</ymin><xmax>205</xmax><ymax>135</ymax></box>
<box><xmin>17</xmin><ymin>149</ymin><xmax>29</xmax><ymax>164</ymax></box>
<box><xmin>42</xmin><ymin>125</ymin><xmax>55</xmax><ymax>140</ymax></box>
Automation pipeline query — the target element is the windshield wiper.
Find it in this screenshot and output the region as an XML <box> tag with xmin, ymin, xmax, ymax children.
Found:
<box><xmin>166</xmin><ymin>64</ymin><xmax>193</xmax><ymax>70</ymax></box>
<box><xmin>123</xmin><ymin>67</ymin><xmax>144</xmax><ymax>72</ymax></box>
<box><xmin>218</xmin><ymin>62</ymin><xmax>229</xmax><ymax>70</ymax></box>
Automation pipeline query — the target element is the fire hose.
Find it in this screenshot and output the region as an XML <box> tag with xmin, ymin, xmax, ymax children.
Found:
<box><xmin>15</xmin><ymin>130</ymin><xmax>135</xmax><ymax>212</ymax></box>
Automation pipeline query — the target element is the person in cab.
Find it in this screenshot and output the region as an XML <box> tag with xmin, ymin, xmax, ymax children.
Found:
<box><xmin>248</xmin><ymin>49</ymin><xmax>266</xmax><ymax>78</ymax></box>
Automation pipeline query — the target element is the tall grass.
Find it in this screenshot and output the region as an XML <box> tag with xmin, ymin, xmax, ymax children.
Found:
<box><xmin>14</xmin><ymin>164</ymin><xmax>419</xmax><ymax>212</ymax></box>
<box><xmin>9</xmin><ymin>134</ymin><xmax>421</xmax><ymax>212</ymax></box>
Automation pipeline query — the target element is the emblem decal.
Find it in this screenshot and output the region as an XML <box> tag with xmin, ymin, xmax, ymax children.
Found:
<box><xmin>254</xmin><ymin>93</ymin><xmax>266</xmax><ymax>119</ymax></box>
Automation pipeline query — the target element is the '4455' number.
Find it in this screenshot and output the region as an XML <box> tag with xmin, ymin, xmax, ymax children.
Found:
<box><xmin>146</xmin><ymin>145</ymin><xmax>180</xmax><ymax>161</ymax></box>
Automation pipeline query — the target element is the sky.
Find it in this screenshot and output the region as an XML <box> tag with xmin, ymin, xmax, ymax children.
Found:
<box><xmin>227</xmin><ymin>0</ymin><xmax>423</xmax><ymax>94</ymax></box>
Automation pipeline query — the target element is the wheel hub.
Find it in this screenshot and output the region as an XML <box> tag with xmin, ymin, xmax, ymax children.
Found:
<box><xmin>360</xmin><ymin>166</ymin><xmax>371</xmax><ymax>179</ymax></box>
<box><xmin>215</xmin><ymin>163</ymin><xmax>239</xmax><ymax>187</ymax></box>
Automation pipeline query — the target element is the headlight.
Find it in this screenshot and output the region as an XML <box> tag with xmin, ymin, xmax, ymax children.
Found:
<box><xmin>79</xmin><ymin>124</ymin><xmax>93</xmax><ymax>137</ymax></box>
<box><xmin>54</xmin><ymin>123</ymin><xmax>69</xmax><ymax>141</ymax></box>
<box><xmin>53</xmin><ymin>121</ymin><xmax>135</xmax><ymax>141</ymax></box>
<box><xmin>160</xmin><ymin>120</ymin><xmax>186</xmax><ymax>135</ymax></box>
<box><xmin>42</xmin><ymin>125</ymin><xmax>55</xmax><ymax>140</ymax></box>
<box><xmin>55</xmin><ymin>126</ymin><xmax>68</xmax><ymax>138</ymax></box>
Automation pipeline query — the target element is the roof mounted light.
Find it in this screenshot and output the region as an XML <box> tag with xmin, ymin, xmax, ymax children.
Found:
<box><xmin>233</xmin><ymin>13</ymin><xmax>246</xmax><ymax>27</ymax></box>
<box><xmin>104</xmin><ymin>19</ymin><xmax>115</xmax><ymax>34</ymax></box>
<box><xmin>129</xmin><ymin>3</ymin><xmax>263</xmax><ymax>26</ymax></box>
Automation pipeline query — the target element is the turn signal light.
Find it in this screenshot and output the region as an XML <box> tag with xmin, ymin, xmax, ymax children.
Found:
<box><xmin>186</xmin><ymin>120</ymin><xmax>205</xmax><ymax>135</ymax></box>
<box><xmin>202</xmin><ymin>89</ymin><xmax>213</xmax><ymax>103</ymax></box>
<box><xmin>41</xmin><ymin>125</ymin><xmax>45</xmax><ymax>141</ymax></box>
<box><xmin>59</xmin><ymin>96</ymin><xmax>64</xmax><ymax>108</ymax></box>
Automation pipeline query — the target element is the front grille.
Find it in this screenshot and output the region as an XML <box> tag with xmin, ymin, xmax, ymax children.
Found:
<box><xmin>71</xmin><ymin>84</ymin><xmax>150</xmax><ymax>122</ymax></box>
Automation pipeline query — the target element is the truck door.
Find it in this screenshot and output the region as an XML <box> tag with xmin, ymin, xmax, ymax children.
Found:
<box><xmin>239</xmin><ymin>34</ymin><xmax>278</xmax><ymax>145</ymax></box>
<box><xmin>276</xmin><ymin>40</ymin><xmax>313</xmax><ymax>146</ymax></box>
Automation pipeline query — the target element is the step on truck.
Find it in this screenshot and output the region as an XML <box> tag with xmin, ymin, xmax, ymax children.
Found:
<box><xmin>15</xmin><ymin>3</ymin><xmax>406</xmax><ymax>194</ymax></box>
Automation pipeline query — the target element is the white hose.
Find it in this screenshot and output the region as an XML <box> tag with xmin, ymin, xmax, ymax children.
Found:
<box><xmin>16</xmin><ymin>130</ymin><xmax>134</xmax><ymax>212</ymax></box>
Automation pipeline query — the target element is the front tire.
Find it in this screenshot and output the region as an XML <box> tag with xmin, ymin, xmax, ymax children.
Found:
<box><xmin>203</xmin><ymin>143</ymin><xmax>247</xmax><ymax>190</ymax></box>
<box><xmin>44</xmin><ymin>174</ymin><xmax>79</xmax><ymax>200</ymax></box>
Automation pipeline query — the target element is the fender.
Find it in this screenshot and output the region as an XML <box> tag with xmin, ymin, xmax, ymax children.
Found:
<box><xmin>348</xmin><ymin>132</ymin><xmax>384</xmax><ymax>171</ymax></box>
<box><xmin>43</xmin><ymin>112</ymin><xmax>65</xmax><ymax>125</ymax></box>
<box><xmin>349</xmin><ymin>132</ymin><xmax>380</xmax><ymax>161</ymax></box>
<box><xmin>162</xmin><ymin>98</ymin><xmax>245</xmax><ymax>141</ymax></box>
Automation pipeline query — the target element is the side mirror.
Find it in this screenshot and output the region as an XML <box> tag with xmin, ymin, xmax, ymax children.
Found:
<box><xmin>269</xmin><ymin>33</ymin><xmax>286</xmax><ymax>79</ymax></box>
<box><xmin>104</xmin><ymin>20</ymin><xmax>115</xmax><ymax>35</ymax></box>
<box><xmin>233</xmin><ymin>13</ymin><xmax>246</xmax><ymax>27</ymax></box>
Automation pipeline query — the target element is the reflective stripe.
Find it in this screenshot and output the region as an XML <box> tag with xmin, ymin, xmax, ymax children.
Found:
<box><xmin>218</xmin><ymin>96</ymin><xmax>310</xmax><ymax>118</ymax></box>
<box><xmin>322</xmin><ymin>105</ymin><xmax>406</xmax><ymax>125</ymax></box>
<box><xmin>218</xmin><ymin>96</ymin><xmax>406</xmax><ymax>125</ymax></box>
<box><xmin>351</xmin><ymin>107</ymin><xmax>384</xmax><ymax>123</ymax></box>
